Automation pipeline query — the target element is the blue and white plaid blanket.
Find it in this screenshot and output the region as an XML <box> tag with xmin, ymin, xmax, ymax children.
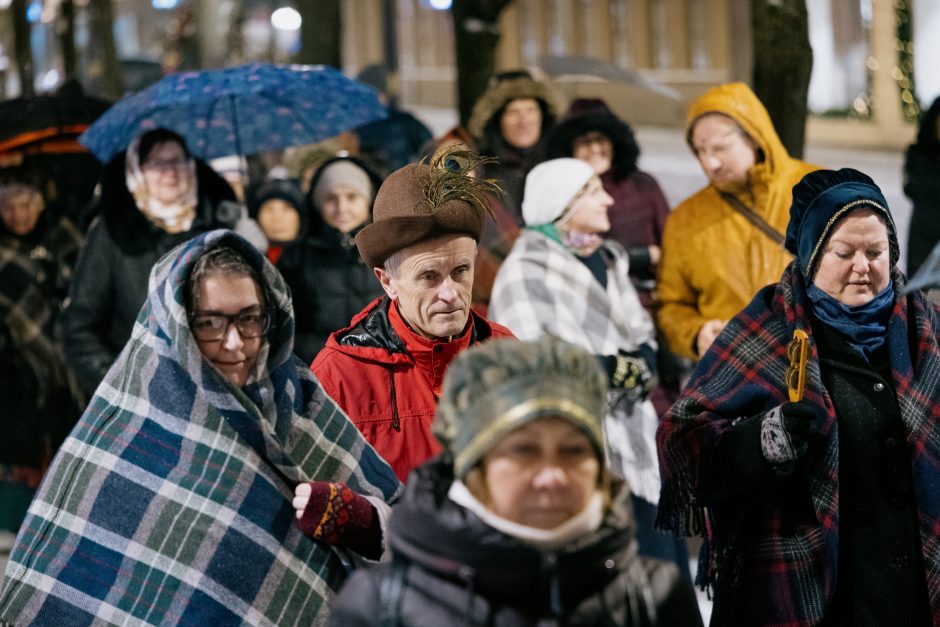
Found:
<box><xmin>0</xmin><ymin>229</ymin><xmax>401</xmax><ymax>626</ymax></box>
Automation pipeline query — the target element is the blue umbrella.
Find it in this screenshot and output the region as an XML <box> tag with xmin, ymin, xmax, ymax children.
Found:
<box><xmin>79</xmin><ymin>63</ymin><xmax>387</xmax><ymax>162</ymax></box>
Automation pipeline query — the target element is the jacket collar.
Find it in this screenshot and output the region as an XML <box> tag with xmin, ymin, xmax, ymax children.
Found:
<box><xmin>332</xmin><ymin>296</ymin><xmax>495</xmax><ymax>368</ymax></box>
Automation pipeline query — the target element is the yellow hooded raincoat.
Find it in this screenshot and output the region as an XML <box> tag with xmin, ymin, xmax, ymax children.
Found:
<box><xmin>656</xmin><ymin>82</ymin><xmax>819</xmax><ymax>359</ymax></box>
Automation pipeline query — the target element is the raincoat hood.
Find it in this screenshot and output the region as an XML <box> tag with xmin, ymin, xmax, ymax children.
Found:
<box><xmin>685</xmin><ymin>82</ymin><xmax>789</xmax><ymax>176</ymax></box>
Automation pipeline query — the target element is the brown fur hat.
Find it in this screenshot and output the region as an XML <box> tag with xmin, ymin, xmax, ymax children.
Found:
<box><xmin>355</xmin><ymin>146</ymin><xmax>500</xmax><ymax>268</ymax></box>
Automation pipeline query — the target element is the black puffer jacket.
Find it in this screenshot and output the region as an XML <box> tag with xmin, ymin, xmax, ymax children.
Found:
<box><xmin>276</xmin><ymin>157</ymin><xmax>384</xmax><ymax>364</ymax></box>
<box><xmin>60</xmin><ymin>153</ymin><xmax>236</xmax><ymax>398</ymax></box>
<box><xmin>330</xmin><ymin>459</ymin><xmax>702</xmax><ymax>626</ymax></box>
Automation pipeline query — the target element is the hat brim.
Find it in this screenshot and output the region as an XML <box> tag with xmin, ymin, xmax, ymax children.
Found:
<box><xmin>356</xmin><ymin>213</ymin><xmax>483</xmax><ymax>268</ymax></box>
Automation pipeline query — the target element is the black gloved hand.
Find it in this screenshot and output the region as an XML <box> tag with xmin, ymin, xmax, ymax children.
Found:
<box><xmin>761</xmin><ymin>401</ymin><xmax>816</xmax><ymax>466</ymax></box>
<box><xmin>598</xmin><ymin>346</ymin><xmax>655</xmax><ymax>401</ymax></box>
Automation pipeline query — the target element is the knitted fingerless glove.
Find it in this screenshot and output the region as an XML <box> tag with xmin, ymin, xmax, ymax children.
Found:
<box><xmin>296</xmin><ymin>482</ymin><xmax>382</xmax><ymax>560</ymax></box>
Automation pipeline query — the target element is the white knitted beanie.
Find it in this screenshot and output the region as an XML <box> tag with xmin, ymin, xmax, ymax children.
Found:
<box><xmin>521</xmin><ymin>158</ymin><xmax>595</xmax><ymax>226</ymax></box>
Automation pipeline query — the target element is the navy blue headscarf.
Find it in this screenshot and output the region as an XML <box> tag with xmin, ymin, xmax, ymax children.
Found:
<box><xmin>785</xmin><ymin>168</ymin><xmax>900</xmax><ymax>360</ymax></box>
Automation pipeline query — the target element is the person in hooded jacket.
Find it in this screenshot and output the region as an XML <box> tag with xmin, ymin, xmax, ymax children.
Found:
<box><xmin>276</xmin><ymin>156</ymin><xmax>385</xmax><ymax>364</ymax></box>
<box><xmin>903</xmin><ymin>95</ymin><xmax>940</xmax><ymax>278</ymax></box>
<box><xmin>60</xmin><ymin>128</ymin><xmax>238</xmax><ymax>399</ymax></box>
<box><xmin>656</xmin><ymin>82</ymin><xmax>819</xmax><ymax>361</ymax></box>
<box><xmin>467</xmin><ymin>70</ymin><xmax>558</xmax><ymax>226</ymax></box>
<box><xmin>248</xmin><ymin>177</ymin><xmax>307</xmax><ymax>265</ymax></box>
<box><xmin>0</xmin><ymin>170</ymin><xmax>83</xmax><ymax>532</ymax></box>
<box><xmin>326</xmin><ymin>336</ymin><xmax>703</xmax><ymax>627</ymax></box>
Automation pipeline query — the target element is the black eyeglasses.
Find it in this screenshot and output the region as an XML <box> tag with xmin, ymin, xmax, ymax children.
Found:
<box><xmin>189</xmin><ymin>308</ymin><xmax>273</xmax><ymax>341</ymax></box>
<box><xmin>785</xmin><ymin>329</ymin><xmax>809</xmax><ymax>402</ymax></box>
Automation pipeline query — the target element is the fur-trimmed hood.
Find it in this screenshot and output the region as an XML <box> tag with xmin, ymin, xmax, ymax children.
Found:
<box><xmin>467</xmin><ymin>76</ymin><xmax>558</xmax><ymax>143</ymax></box>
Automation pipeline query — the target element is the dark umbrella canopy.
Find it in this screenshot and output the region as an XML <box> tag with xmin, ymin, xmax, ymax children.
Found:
<box><xmin>80</xmin><ymin>63</ymin><xmax>388</xmax><ymax>162</ymax></box>
<box><xmin>0</xmin><ymin>80</ymin><xmax>111</xmax><ymax>155</ymax></box>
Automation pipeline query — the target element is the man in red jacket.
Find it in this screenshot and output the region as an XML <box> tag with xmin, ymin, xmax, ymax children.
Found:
<box><xmin>312</xmin><ymin>148</ymin><xmax>515</xmax><ymax>481</ymax></box>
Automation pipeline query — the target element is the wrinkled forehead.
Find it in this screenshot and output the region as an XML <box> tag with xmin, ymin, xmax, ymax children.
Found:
<box><xmin>399</xmin><ymin>234</ymin><xmax>477</xmax><ymax>270</ymax></box>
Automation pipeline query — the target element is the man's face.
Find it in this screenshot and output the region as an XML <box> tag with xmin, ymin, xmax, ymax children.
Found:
<box><xmin>499</xmin><ymin>98</ymin><xmax>543</xmax><ymax>150</ymax></box>
<box><xmin>375</xmin><ymin>235</ymin><xmax>476</xmax><ymax>340</ymax></box>
<box><xmin>690</xmin><ymin>113</ymin><xmax>757</xmax><ymax>193</ymax></box>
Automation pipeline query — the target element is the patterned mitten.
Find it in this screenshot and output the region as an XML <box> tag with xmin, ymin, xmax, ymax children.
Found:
<box><xmin>296</xmin><ymin>482</ymin><xmax>382</xmax><ymax>560</ymax></box>
<box><xmin>599</xmin><ymin>346</ymin><xmax>655</xmax><ymax>401</ymax></box>
<box><xmin>760</xmin><ymin>402</ymin><xmax>814</xmax><ymax>466</ymax></box>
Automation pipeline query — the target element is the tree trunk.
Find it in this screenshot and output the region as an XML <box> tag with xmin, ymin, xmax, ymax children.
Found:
<box><xmin>452</xmin><ymin>0</ymin><xmax>513</xmax><ymax>128</ymax></box>
<box><xmin>296</xmin><ymin>0</ymin><xmax>341</xmax><ymax>67</ymax></box>
<box><xmin>11</xmin><ymin>0</ymin><xmax>33</xmax><ymax>97</ymax></box>
<box><xmin>58</xmin><ymin>0</ymin><xmax>78</xmax><ymax>83</ymax></box>
<box><xmin>751</xmin><ymin>0</ymin><xmax>812</xmax><ymax>158</ymax></box>
<box><xmin>87</xmin><ymin>0</ymin><xmax>124</xmax><ymax>99</ymax></box>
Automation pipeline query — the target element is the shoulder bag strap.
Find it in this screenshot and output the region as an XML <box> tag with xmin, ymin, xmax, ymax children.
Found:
<box><xmin>719</xmin><ymin>192</ymin><xmax>786</xmax><ymax>246</ymax></box>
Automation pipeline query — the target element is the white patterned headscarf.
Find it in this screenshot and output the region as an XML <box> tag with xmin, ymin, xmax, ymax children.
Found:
<box><xmin>125</xmin><ymin>133</ymin><xmax>199</xmax><ymax>233</ymax></box>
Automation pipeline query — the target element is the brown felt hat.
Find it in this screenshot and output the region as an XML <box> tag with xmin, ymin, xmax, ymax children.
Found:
<box><xmin>356</xmin><ymin>148</ymin><xmax>498</xmax><ymax>268</ymax></box>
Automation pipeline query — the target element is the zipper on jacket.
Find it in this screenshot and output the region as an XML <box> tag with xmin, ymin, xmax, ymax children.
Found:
<box><xmin>387</xmin><ymin>368</ymin><xmax>400</xmax><ymax>431</ymax></box>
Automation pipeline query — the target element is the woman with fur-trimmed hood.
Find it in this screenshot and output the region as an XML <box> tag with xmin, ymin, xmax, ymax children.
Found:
<box><xmin>468</xmin><ymin>70</ymin><xmax>558</xmax><ymax>225</ymax></box>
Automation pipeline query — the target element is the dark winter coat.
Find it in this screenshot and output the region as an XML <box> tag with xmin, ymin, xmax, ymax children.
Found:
<box><xmin>276</xmin><ymin>157</ymin><xmax>385</xmax><ymax>364</ymax></box>
<box><xmin>903</xmin><ymin>96</ymin><xmax>940</xmax><ymax>276</ymax></box>
<box><xmin>812</xmin><ymin>321</ymin><xmax>931</xmax><ymax>627</ymax></box>
<box><xmin>0</xmin><ymin>209</ymin><xmax>83</xmax><ymax>472</ymax></box>
<box><xmin>330</xmin><ymin>458</ymin><xmax>702</xmax><ymax>626</ymax></box>
<box><xmin>60</xmin><ymin>153</ymin><xmax>236</xmax><ymax>398</ymax></box>
<box><xmin>656</xmin><ymin>263</ymin><xmax>940</xmax><ymax>626</ymax></box>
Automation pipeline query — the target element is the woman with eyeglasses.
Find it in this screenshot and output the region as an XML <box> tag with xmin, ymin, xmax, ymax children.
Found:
<box><xmin>61</xmin><ymin>128</ymin><xmax>239</xmax><ymax>401</ymax></box>
<box><xmin>656</xmin><ymin>168</ymin><xmax>940</xmax><ymax>626</ymax></box>
<box><xmin>0</xmin><ymin>230</ymin><xmax>401</xmax><ymax>625</ymax></box>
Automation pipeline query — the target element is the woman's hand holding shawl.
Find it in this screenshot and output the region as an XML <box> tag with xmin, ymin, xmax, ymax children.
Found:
<box><xmin>294</xmin><ymin>482</ymin><xmax>383</xmax><ymax>560</ymax></box>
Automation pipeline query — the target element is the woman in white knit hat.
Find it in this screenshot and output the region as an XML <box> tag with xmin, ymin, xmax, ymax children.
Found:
<box><xmin>489</xmin><ymin>157</ymin><xmax>693</xmax><ymax>585</ymax></box>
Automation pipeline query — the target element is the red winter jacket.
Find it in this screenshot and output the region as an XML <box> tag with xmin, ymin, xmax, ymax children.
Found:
<box><xmin>312</xmin><ymin>296</ymin><xmax>515</xmax><ymax>481</ymax></box>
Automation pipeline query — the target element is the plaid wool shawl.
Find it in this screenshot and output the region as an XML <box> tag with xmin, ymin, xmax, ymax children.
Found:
<box><xmin>0</xmin><ymin>230</ymin><xmax>401</xmax><ymax>626</ymax></box>
<box><xmin>0</xmin><ymin>217</ymin><xmax>83</xmax><ymax>405</ymax></box>
<box><xmin>656</xmin><ymin>261</ymin><xmax>940</xmax><ymax>626</ymax></box>
<box><xmin>489</xmin><ymin>230</ymin><xmax>661</xmax><ymax>503</ymax></box>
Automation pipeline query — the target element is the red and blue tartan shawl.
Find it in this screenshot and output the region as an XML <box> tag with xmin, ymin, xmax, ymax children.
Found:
<box><xmin>656</xmin><ymin>261</ymin><xmax>940</xmax><ymax>626</ymax></box>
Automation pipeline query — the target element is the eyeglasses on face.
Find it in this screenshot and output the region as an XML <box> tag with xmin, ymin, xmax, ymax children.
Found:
<box><xmin>189</xmin><ymin>308</ymin><xmax>272</xmax><ymax>341</ymax></box>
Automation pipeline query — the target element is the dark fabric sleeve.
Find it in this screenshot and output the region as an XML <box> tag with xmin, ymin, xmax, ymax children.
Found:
<box><xmin>328</xmin><ymin>568</ymin><xmax>384</xmax><ymax>627</ymax></box>
<box><xmin>626</xmin><ymin>246</ymin><xmax>653</xmax><ymax>272</ymax></box>
<box><xmin>692</xmin><ymin>413</ymin><xmax>784</xmax><ymax>505</ymax></box>
<box><xmin>276</xmin><ymin>246</ymin><xmax>323</xmax><ymax>365</ymax></box>
<box><xmin>60</xmin><ymin>220</ymin><xmax>118</xmax><ymax>398</ymax></box>
<box><xmin>642</xmin><ymin>559</ymin><xmax>705</xmax><ymax>627</ymax></box>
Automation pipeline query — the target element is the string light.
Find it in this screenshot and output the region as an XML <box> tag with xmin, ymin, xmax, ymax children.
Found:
<box><xmin>893</xmin><ymin>0</ymin><xmax>919</xmax><ymax>122</ymax></box>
